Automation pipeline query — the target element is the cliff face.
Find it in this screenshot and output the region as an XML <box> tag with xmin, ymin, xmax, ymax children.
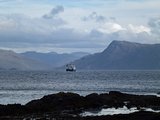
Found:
<box><xmin>73</xmin><ymin>41</ymin><xmax>160</xmax><ymax>70</ymax></box>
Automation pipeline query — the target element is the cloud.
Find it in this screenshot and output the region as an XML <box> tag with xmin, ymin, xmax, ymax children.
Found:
<box><xmin>0</xmin><ymin>14</ymin><xmax>65</xmax><ymax>34</ymax></box>
<box><xmin>83</xmin><ymin>12</ymin><xmax>106</xmax><ymax>23</ymax></box>
<box><xmin>0</xmin><ymin>12</ymin><xmax>155</xmax><ymax>53</ymax></box>
<box><xmin>114</xmin><ymin>30</ymin><xmax>153</xmax><ymax>43</ymax></box>
<box><xmin>0</xmin><ymin>16</ymin><xmax>15</xmax><ymax>30</ymax></box>
<box><xmin>148</xmin><ymin>17</ymin><xmax>160</xmax><ymax>35</ymax></box>
<box><xmin>43</xmin><ymin>5</ymin><xmax>64</xmax><ymax>19</ymax></box>
<box><xmin>110</xmin><ymin>17</ymin><xmax>116</xmax><ymax>22</ymax></box>
<box><xmin>97</xmin><ymin>22</ymin><xmax>126</xmax><ymax>34</ymax></box>
<box><xmin>127</xmin><ymin>24</ymin><xmax>151</xmax><ymax>34</ymax></box>
<box><xmin>0</xmin><ymin>5</ymin><xmax>158</xmax><ymax>53</ymax></box>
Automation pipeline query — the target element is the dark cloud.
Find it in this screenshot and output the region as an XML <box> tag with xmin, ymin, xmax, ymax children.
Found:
<box><xmin>0</xmin><ymin>27</ymin><xmax>105</xmax><ymax>50</ymax></box>
<box><xmin>83</xmin><ymin>12</ymin><xmax>106</xmax><ymax>23</ymax></box>
<box><xmin>43</xmin><ymin>6</ymin><xmax>64</xmax><ymax>19</ymax></box>
<box><xmin>110</xmin><ymin>17</ymin><xmax>116</xmax><ymax>22</ymax></box>
<box><xmin>0</xmin><ymin>24</ymin><xmax>154</xmax><ymax>52</ymax></box>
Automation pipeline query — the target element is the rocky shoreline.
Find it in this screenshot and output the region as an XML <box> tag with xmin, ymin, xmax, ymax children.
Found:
<box><xmin>0</xmin><ymin>91</ymin><xmax>160</xmax><ymax>120</ymax></box>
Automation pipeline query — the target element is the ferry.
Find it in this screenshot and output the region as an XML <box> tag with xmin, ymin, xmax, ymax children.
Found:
<box><xmin>66</xmin><ymin>64</ymin><xmax>76</xmax><ymax>72</ymax></box>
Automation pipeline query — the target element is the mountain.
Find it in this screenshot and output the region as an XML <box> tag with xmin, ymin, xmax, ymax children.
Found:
<box><xmin>73</xmin><ymin>40</ymin><xmax>160</xmax><ymax>70</ymax></box>
<box><xmin>0</xmin><ymin>49</ymin><xmax>49</xmax><ymax>70</ymax></box>
<box><xmin>21</xmin><ymin>51</ymin><xmax>89</xmax><ymax>68</ymax></box>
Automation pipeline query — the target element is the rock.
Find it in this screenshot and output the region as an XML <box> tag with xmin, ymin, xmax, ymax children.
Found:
<box><xmin>0</xmin><ymin>91</ymin><xmax>160</xmax><ymax>118</ymax></box>
<box><xmin>0</xmin><ymin>104</ymin><xmax>26</xmax><ymax>116</ymax></box>
<box><xmin>26</xmin><ymin>92</ymin><xmax>84</xmax><ymax>113</ymax></box>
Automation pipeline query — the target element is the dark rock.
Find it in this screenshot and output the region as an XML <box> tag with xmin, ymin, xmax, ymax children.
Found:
<box><xmin>26</xmin><ymin>92</ymin><xmax>85</xmax><ymax>113</ymax></box>
<box><xmin>0</xmin><ymin>91</ymin><xmax>160</xmax><ymax>119</ymax></box>
<box><xmin>1</xmin><ymin>111</ymin><xmax>159</xmax><ymax>120</ymax></box>
<box><xmin>0</xmin><ymin>104</ymin><xmax>26</xmax><ymax>116</ymax></box>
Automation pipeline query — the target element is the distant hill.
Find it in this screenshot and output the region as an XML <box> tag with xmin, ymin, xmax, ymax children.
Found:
<box><xmin>21</xmin><ymin>51</ymin><xmax>89</xmax><ymax>68</ymax></box>
<box><xmin>0</xmin><ymin>49</ymin><xmax>49</xmax><ymax>70</ymax></box>
<box><xmin>73</xmin><ymin>40</ymin><xmax>160</xmax><ymax>70</ymax></box>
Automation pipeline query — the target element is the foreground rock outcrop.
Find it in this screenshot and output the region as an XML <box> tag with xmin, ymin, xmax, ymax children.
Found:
<box><xmin>0</xmin><ymin>91</ymin><xmax>160</xmax><ymax>120</ymax></box>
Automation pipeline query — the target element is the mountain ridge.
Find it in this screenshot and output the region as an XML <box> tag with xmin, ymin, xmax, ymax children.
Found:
<box><xmin>0</xmin><ymin>49</ymin><xmax>49</xmax><ymax>70</ymax></box>
<box><xmin>21</xmin><ymin>51</ymin><xmax>89</xmax><ymax>68</ymax></box>
<box><xmin>73</xmin><ymin>40</ymin><xmax>160</xmax><ymax>70</ymax></box>
<box><xmin>0</xmin><ymin>50</ymin><xmax>89</xmax><ymax>70</ymax></box>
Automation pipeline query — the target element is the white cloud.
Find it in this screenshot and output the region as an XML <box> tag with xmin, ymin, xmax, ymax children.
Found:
<box><xmin>98</xmin><ymin>22</ymin><xmax>126</xmax><ymax>34</ymax></box>
<box><xmin>0</xmin><ymin>17</ymin><xmax>15</xmax><ymax>30</ymax></box>
<box><xmin>128</xmin><ymin>24</ymin><xmax>151</xmax><ymax>34</ymax></box>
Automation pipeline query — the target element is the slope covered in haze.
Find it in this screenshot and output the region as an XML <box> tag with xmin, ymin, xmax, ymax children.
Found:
<box><xmin>73</xmin><ymin>40</ymin><xmax>160</xmax><ymax>70</ymax></box>
<box><xmin>21</xmin><ymin>52</ymin><xmax>89</xmax><ymax>68</ymax></box>
<box><xmin>0</xmin><ymin>49</ymin><xmax>49</xmax><ymax>70</ymax></box>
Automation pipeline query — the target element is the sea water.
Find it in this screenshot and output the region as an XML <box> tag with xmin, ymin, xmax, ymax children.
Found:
<box><xmin>0</xmin><ymin>70</ymin><xmax>160</xmax><ymax>104</ymax></box>
<box><xmin>81</xmin><ymin>106</ymin><xmax>160</xmax><ymax>116</ymax></box>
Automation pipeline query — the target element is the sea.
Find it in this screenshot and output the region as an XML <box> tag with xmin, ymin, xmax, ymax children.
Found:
<box><xmin>0</xmin><ymin>70</ymin><xmax>160</xmax><ymax>105</ymax></box>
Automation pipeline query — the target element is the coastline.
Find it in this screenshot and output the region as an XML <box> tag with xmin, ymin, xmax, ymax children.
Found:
<box><xmin>0</xmin><ymin>91</ymin><xmax>160</xmax><ymax>120</ymax></box>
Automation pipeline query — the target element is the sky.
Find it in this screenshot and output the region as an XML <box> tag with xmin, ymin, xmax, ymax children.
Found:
<box><xmin>0</xmin><ymin>0</ymin><xmax>160</xmax><ymax>53</ymax></box>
